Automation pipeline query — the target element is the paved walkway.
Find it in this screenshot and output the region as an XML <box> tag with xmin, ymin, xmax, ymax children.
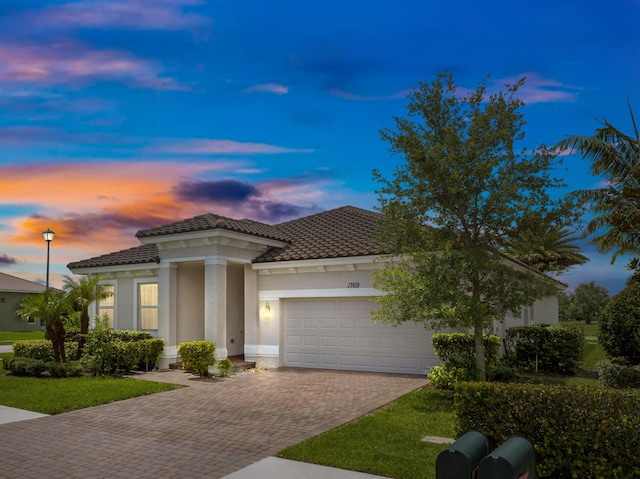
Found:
<box><xmin>0</xmin><ymin>367</ymin><xmax>426</xmax><ymax>478</ymax></box>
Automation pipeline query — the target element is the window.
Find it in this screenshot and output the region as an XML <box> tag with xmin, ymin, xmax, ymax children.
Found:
<box><xmin>0</xmin><ymin>297</ymin><xmax>5</xmax><ymax>303</ymax></box>
<box><xmin>27</xmin><ymin>316</ymin><xmax>35</xmax><ymax>324</ymax></box>
<box><xmin>138</xmin><ymin>283</ymin><xmax>158</xmax><ymax>331</ymax></box>
<box><xmin>97</xmin><ymin>284</ymin><xmax>115</xmax><ymax>327</ymax></box>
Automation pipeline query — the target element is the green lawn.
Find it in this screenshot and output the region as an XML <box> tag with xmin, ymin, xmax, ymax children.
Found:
<box><xmin>278</xmin><ymin>388</ymin><xmax>455</xmax><ymax>479</ymax></box>
<box><xmin>1</xmin><ymin>349</ymin><xmax>179</xmax><ymax>414</ymax></box>
<box><xmin>0</xmin><ymin>374</ymin><xmax>180</xmax><ymax>414</ymax></box>
<box><xmin>0</xmin><ymin>331</ymin><xmax>45</xmax><ymax>345</ymax></box>
<box><xmin>559</xmin><ymin>321</ymin><xmax>606</xmax><ymax>370</ymax></box>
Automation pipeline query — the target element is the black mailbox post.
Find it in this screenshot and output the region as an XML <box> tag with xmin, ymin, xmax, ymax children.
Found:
<box><xmin>436</xmin><ymin>430</ymin><xmax>490</xmax><ymax>479</ymax></box>
<box><xmin>477</xmin><ymin>436</ymin><xmax>536</xmax><ymax>479</ymax></box>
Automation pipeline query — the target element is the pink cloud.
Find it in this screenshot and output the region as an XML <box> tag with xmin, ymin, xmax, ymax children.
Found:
<box><xmin>0</xmin><ymin>42</ymin><xmax>187</xmax><ymax>90</ymax></box>
<box><xmin>149</xmin><ymin>139</ymin><xmax>314</xmax><ymax>154</ymax></box>
<box><xmin>244</xmin><ymin>83</ymin><xmax>289</xmax><ymax>95</ymax></box>
<box><xmin>494</xmin><ymin>73</ymin><xmax>580</xmax><ymax>104</ymax></box>
<box><xmin>35</xmin><ymin>0</ymin><xmax>211</xmax><ymax>31</ymax></box>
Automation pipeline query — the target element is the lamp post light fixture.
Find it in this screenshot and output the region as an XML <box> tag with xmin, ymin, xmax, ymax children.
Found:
<box><xmin>42</xmin><ymin>228</ymin><xmax>55</xmax><ymax>290</ymax></box>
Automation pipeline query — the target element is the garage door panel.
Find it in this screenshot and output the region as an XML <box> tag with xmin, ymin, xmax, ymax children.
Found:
<box><xmin>284</xmin><ymin>298</ymin><xmax>436</xmax><ymax>374</ymax></box>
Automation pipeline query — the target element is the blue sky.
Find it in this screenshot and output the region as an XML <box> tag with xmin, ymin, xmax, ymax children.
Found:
<box><xmin>0</xmin><ymin>0</ymin><xmax>638</xmax><ymax>295</ymax></box>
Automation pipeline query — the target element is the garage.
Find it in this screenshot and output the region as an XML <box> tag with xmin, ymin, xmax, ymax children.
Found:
<box><xmin>283</xmin><ymin>297</ymin><xmax>438</xmax><ymax>374</ymax></box>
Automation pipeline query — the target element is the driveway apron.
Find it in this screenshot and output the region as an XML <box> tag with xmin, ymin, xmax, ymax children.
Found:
<box><xmin>0</xmin><ymin>368</ymin><xmax>426</xmax><ymax>479</ymax></box>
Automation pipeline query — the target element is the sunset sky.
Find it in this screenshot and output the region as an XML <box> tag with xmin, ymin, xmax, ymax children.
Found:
<box><xmin>1</xmin><ymin>0</ymin><xmax>639</xmax><ymax>295</ymax></box>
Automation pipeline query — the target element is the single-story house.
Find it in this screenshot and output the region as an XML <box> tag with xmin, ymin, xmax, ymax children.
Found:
<box><xmin>0</xmin><ymin>272</ymin><xmax>46</xmax><ymax>331</ymax></box>
<box><xmin>67</xmin><ymin>206</ymin><xmax>562</xmax><ymax>374</ymax></box>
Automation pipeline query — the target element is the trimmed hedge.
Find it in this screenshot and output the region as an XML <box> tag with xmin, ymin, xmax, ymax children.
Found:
<box><xmin>178</xmin><ymin>341</ymin><xmax>216</xmax><ymax>377</ymax></box>
<box><xmin>13</xmin><ymin>340</ymin><xmax>79</xmax><ymax>363</ymax></box>
<box><xmin>83</xmin><ymin>328</ymin><xmax>163</xmax><ymax>375</ymax></box>
<box><xmin>503</xmin><ymin>324</ymin><xmax>583</xmax><ymax>374</ymax></box>
<box><xmin>455</xmin><ymin>382</ymin><xmax>640</xmax><ymax>478</ymax></box>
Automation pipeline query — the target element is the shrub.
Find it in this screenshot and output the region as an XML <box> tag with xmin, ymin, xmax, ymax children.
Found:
<box><xmin>13</xmin><ymin>340</ymin><xmax>79</xmax><ymax>363</ymax></box>
<box><xmin>455</xmin><ymin>382</ymin><xmax>640</xmax><ymax>478</ymax></box>
<box><xmin>428</xmin><ymin>333</ymin><xmax>500</xmax><ymax>388</ymax></box>
<box><xmin>13</xmin><ymin>340</ymin><xmax>54</xmax><ymax>362</ymax></box>
<box><xmin>45</xmin><ymin>360</ymin><xmax>84</xmax><ymax>378</ymax></box>
<box><xmin>178</xmin><ymin>341</ymin><xmax>216</xmax><ymax>377</ymax></box>
<box><xmin>137</xmin><ymin>338</ymin><xmax>164</xmax><ymax>371</ymax></box>
<box><xmin>599</xmin><ymin>284</ymin><xmax>640</xmax><ymax>365</ymax></box>
<box><xmin>599</xmin><ymin>359</ymin><xmax>640</xmax><ymax>388</ymax></box>
<box><xmin>5</xmin><ymin>357</ymin><xmax>47</xmax><ymax>377</ymax></box>
<box><xmin>503</xmin><ymin>324</ymin><xmax>583</xmax><ymax>374</ymax></box>
<box><xmin>217</xmin><ymin>357</ymin><xmax>232</xmax><ymax>377</ymax></box>
<box><xmin>83</xmin><ymin>325</ymin><xmax>121</xmax><ymax>375</ymax></box>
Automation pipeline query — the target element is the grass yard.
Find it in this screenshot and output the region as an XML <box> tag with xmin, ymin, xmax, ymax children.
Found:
<box><xmin>278</xmin><ymin>387</ymin><xmax>455</xmax><ymax>479</ymax></box>
<box><xmin>0</xmin><ymin>374</ymin><xmax>180</xmax><ymax>414</ymax></box>
<box><xmin>559</xmin><ymin>321</ymin><xmax>606</xmax><ymax>371</ymax></box>
<box><xmin>0</xmin><ymin>331</ymin><xmax>45</xmax><ymax>345</ymax></box>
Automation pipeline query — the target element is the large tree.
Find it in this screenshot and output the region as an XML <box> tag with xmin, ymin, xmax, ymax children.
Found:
<box><xmin>63</xmin><ymin>275</ymin><xmax>112</xmax><ymax>360</ymax></box>
<box><xmin>555</xmin><ymin>102</ymin><xmax>640</xmax><ymax>270</ymax></box>
<box><xmin>372</xmin><ymin>72</ymin><xmax>573</xmax><ymax>379</ymax></box>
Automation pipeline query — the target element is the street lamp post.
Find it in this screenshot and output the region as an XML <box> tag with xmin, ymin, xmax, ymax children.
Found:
<box><xmin>42</xmin><ymin>228</ymin><xmax>55</xmax><ymax>290</ymax></box>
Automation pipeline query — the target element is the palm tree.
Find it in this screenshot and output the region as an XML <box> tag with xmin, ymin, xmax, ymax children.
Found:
<box><xmin>555</xmin><ymin>101</ymin><xmax>640</xmax><ymax>267</ymax></box>
<box><xmin>17</xmin><ymin>289</ymin><xmax>71</xmax><ymax>362</ymax></box>
<box><xmin>63</xmin><ymin>275</ymin><xmax>112</xmax><ymax>360</ymax></box>
<box><xmin>506</xmin><ymin>224</ymin><xmax>589</xmax><ymax>273</ymax></box>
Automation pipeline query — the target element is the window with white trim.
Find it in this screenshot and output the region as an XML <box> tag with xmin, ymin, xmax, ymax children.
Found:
<box><xmin>138</xmin><ymin>283</ymin><xmax>158</xmax><ymax>331</ymax></box>
<box><xmin>97</xmin><ymin>284</ymin><xmax>115</xmax><ymax>327</ymax></box>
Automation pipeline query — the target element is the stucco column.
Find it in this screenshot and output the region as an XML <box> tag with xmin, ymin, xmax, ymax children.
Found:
<box><xmin>157</xmin><ymin>262</ymin><xmax>178</xmax><ymax>368</ymax></box>
<box><xmin>243</xmin><ymin>264</ymin><xmax>259</xmax><ymax>361</ymax></box>
<box><xmin>205</xmin><ymin>257</ymin><xmax>228</xmax><ymax>359</ymax></box>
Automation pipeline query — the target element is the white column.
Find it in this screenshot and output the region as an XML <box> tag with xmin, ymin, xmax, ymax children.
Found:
<box><xmin>157</xmin><ymin>263</ymin><xmax>178</xmax><ymax>368</ymax></box>
<box><xmin>205</xmin><ymin>257</ymin><xmax>228</xmax><ymax>359</ymax></box>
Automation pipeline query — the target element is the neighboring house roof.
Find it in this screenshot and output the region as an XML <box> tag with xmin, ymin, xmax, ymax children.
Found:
<box><xmin>136</xmin><ymin>213</ymin><xmax>291</xmax><ymax>243</ymax></box>
<box><xmin>67</xmin><ymin>244</ymin><xmax>161</xmax><ymax>270</ymax></box>
<box><xmin>0</xmin><ymin>272</ymin><xmax>46</xmax><ymax>293</ymax></box>
<box><xmin>254</xmin><ymin>206</ymin><xmax>383</xmax><ymax>263</ymax></box>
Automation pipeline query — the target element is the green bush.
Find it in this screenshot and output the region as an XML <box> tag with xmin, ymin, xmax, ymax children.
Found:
<box><xmin>504</xmin><ymin>324</ymin><xmax>583</xmax><ymax>374</ymax></box>
<box><xmin>13</xmin><ymin>340</ymin><xmax>79</xmax><ymax>363</ymax></box>
<box><xmin>45</xmin><ymin>360</ymin><xmax>85</xmax><ymax>378</ymax></box>
<box><xmin>599</xmin><ymin>360</ymin><xmax>640</xmax><ymax>388</ymax></box>
<box><xmin>455</xmin><ymin>382</ymin><xmax>640</xmax><ymax>478</ymax></box>
<box><xmin>178</xmin><ymin>341</ymin><xmax>216</xmax><ymax>377</ymax></box>
<box><xmin>428</xmin><ymin>333</ymin><xmax>500</xmax><ymax>388</ymax></box>
<box><xmin>217</xmin><ymin>357</ymin><xmax>232</xmax><ymax>377</ymax></box>
<box><xmin>599</xmin><ymin>284</ymin><xmax>640</xmax><ymax>364</ymax></box>
<box><xmin>136</xmin><ymin>338</ymin><xmax>164</xmax><ymax>371</ymax></box>
<box><xmin>5</xmin><ymin>357</ymin><xmax>47</xmax><ymax>377</ymax></box>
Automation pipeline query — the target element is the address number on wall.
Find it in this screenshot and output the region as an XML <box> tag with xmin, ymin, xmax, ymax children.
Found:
<box><xmin>347</xmin><ymin>282</ymin><xmax>360</xmax><ymax>288</ymax></box>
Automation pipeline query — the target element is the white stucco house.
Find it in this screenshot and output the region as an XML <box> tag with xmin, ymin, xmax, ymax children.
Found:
<box><xmin>67</xmin><ymin>206</ymin><xmax>562</xmax><ymax>374</ymax></box>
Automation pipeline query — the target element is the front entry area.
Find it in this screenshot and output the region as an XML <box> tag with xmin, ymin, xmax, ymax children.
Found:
<box><xmin>283</xmin><ymin>297</ymin><xmax>437</xmax><ymax>374</ymax></box>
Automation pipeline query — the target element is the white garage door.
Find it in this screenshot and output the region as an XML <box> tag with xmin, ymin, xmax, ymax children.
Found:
<box><xmin>283</xmin><ymin>298</ymin><xmax>438</xmax><ymax>374</ymax></box>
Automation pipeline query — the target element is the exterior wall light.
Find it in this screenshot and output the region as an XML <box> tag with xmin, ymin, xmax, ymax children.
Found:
<box><xmin>262</xmin><ymin>302</ymin><xmax>272</xmax><ymax>320</ymax></box>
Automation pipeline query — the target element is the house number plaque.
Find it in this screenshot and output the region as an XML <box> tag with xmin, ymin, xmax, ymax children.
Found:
<box><xmin>347</xmin><ymin>282</ymin><xmax>360</xmax><ymax>288</ymax></box>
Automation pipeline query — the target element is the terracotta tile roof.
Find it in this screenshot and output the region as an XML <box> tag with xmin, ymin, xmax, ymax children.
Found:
<box><xmin>255</xmin><ymin>206</ymin><xmax>383</xmax><ymax>263</ymax></box>
<box><xmin>67</xmin><ymin>244</ymin><xmax>160</xmax><ymax>270</ymax></box>
<box><xmin>68</xmin><ymin>206</ymin><xmax>383</xmax><ymax>270</ymax></box>
<box><xmin>0</xmin><ymin>272</ymin><xmax>47</xmax><ymax>293</ymax></box>
<box><xmin>136</xmin><ymin>213</ymin><xmax>290</xmax><ymax>242</ymax></box>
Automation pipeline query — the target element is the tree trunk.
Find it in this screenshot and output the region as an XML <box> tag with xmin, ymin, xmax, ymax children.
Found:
<box><xmin>75</xmin><ymin>310</ymin><xmax>90</xmax><ymax>360</ymax></box>
<box><xmin>48</xmin><ymin>319</ymin><xmax>66</xmax><ymax>363</ymax></box>
<box><xmin>474</xmin><ymin>321</ymin><xmax>486</xmax><ymax>381</ymax></box>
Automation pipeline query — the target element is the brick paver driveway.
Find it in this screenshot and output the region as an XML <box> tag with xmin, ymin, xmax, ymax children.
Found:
<box><xmin>0</xmin><ymin>368</ymin><xmax>426</xmax><ymax>479</ymax></box>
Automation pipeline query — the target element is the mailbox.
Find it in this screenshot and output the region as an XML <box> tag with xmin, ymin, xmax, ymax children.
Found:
<box><xmin>477</xmin><ymin>436</ymin><xmax>536</xmax><ymax>479</ymax></box>
<box><xmin>436</xmin><ymin>430</ymin><xmax>490</xmax><ymax>479</ymax></box>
